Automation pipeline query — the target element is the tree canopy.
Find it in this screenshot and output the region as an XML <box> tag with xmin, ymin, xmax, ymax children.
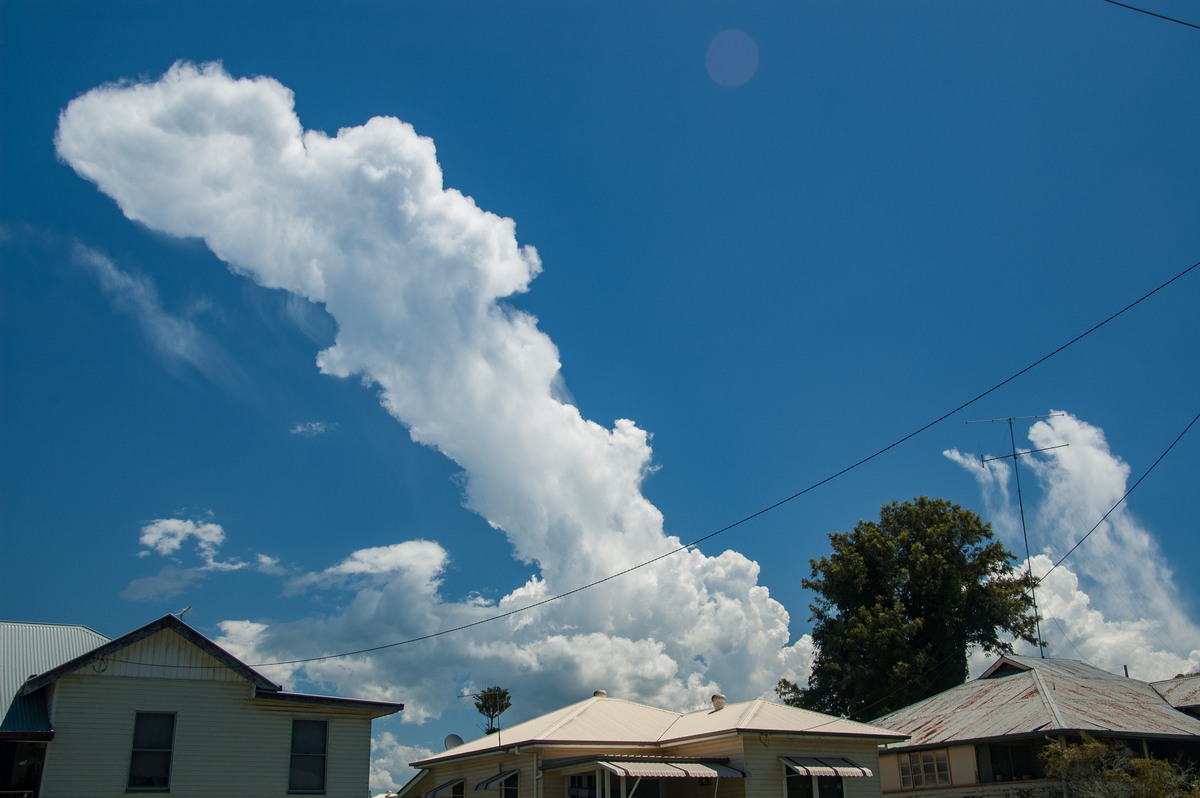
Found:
<box><xmin>777</xmin><ymin>496</ymin><xmax>1039</xmax><ymax>720</ymax></box>
<box><xmin>474</xmin><ymin>686</ymin><xmax>512</xmax><ymax>734</ymax></box>
<box><xmin>1040</xmin><ymin>735</ymin><xmax>1200</xmax><ymax>797</ymax></box>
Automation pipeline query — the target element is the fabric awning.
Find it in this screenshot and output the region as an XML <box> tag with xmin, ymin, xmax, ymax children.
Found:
<box><xmin>475</xmin><ymin>771</ymin><xmax>519</xmax><ymax>790</ymax></box>
<box><xmin>780</xmin><ymin>757</ymin><xmax>872</xmax><ymax>778</ymax></box>
<box><xmin>424</xmin><ymin>779</ymin><xmax>464</xmax><ymax>798</ymax></box>
<box><xmin>598</xmin><ymin>762</ymin><xmax>747</xmax><ymax>779</ymax></box>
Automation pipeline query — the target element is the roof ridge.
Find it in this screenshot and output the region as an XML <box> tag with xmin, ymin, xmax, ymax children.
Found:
<box><xmin>539</xmin><ymin>697</ymin><xmax>609</xmax><ymax>738</ymax></box>
<box><xmin>1029</xmin><ymin>668</ymin><xmax>1066</xmax><ymax>729</ymax></box>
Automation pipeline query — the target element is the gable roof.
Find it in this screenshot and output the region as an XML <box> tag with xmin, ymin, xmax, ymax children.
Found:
<box><xmin>415</xmin><ymin>694</ymin><xmax>904</xmax><ymax>766</ymax></box>
<box><xmin>19</xmin><ymin>613</ymin><xmax>282</xmax><ymax>696</ymax></box>
<box><xmin>872</xmin><ymin>654</ymin><xmax>1200</xmax><ymax>750</ymax></box>
<box><xmin>1</xmin><ymin>621</ymin><xmax>110</xmax><ymax>737</ymax></box>
<box><xmin>11</xmin><ymin>615</ymin><xmax>403</xmax><ymax>721</ymax></box>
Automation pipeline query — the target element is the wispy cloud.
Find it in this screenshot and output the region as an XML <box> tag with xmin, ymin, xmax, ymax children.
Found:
<box><xmin>58</xmin><ymin>62</ymin><xmax>812</xmax><ymax>728</ymax></box>
<box><xmin>290</xmin><ymin>421</ymin><xmax>337</xmax><ymax>437</ymax></box>
<box><xmin>71</xmin><ymin>242</ymin><xmax>240</xmax><ymax>387</ymax></box>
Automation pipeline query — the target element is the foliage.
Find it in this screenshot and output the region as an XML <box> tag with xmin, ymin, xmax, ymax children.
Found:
<box><xmin>474</xmin><ymin>686</ymin><xmax>511</xmax><ymax>734</ymax></box>
<box><xmin>777</xmin><ymin>497</ymin><xmax>1039</xmax><ymax>720</ymax></box>
<box><xmin>1039</xmin><ymin>735</ymin><xmax>1200</xmax><ymax>798</ymax></box>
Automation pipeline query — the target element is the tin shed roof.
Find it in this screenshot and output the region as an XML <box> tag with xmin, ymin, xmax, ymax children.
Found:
<box><xmin>1152</xmin><ymin>675</ymin><xmax>1200</xmax><ymax>712</ymax></box>
<box><xmin>1</xmin><ymin>621</ymin><xmax>110</xmax><ymax>737</ymax></box>
<box><xmin>872</xmin><ymin>655</ymin><xmax>1200</xmax><ymax>750</ymax></box>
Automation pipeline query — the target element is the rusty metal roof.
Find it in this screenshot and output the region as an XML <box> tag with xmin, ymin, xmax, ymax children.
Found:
<box><xmin>872</xmin><ymin>655</ymin><xmax>1200</xmax><ymax>750</ymax></box>
<box><xmin>1152</xmin><ymin>675</ymin><xmax>1200</xmax><ymax>712</ymax></box>
<box><xmin>1</xmin><ymin>621</ymin><xmax>110</xmax><ymax>736</ymax></box>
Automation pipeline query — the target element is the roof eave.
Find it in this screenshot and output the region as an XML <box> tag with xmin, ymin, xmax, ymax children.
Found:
<box><xmin>253</xmin><ymin>688</ymin><xmax>403</xmax><ymax>717</ymax></box>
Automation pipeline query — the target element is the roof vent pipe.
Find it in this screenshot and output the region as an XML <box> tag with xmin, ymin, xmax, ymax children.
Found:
<box><xmin>593</xmin><ymin>690</ymin><xmax>608</xmax><ymax>697</ymax></box>
<box><xmin>712</xmin><ymin>694</ymin><xmax>726</xmax><ymax>710</ymax></box>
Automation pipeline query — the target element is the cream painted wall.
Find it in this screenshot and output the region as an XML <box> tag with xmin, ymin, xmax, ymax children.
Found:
<box><xmin>36</xmin><ymin>631</ymin><xmax>384</xmax><ymax>798</ymax></box>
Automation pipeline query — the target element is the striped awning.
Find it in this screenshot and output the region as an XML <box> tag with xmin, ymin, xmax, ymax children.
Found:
<box><xmin>780</xmin><ymin>757</ymin><xmax>872</xmax><ymax>778</ymax></box>
<box><xmin>424</xmin><ymin>779</ymin><xmax>464</xmax><ymax>798</ymax></box>
<box><xmin>475</xmin><ymin>771</ymin><xmax>518</xmax><ymax>790</ymax></box>
<box><xmin>598</xmin><ymin>761</ymin><xmax>747</xmax><ymax>779</ymax></box>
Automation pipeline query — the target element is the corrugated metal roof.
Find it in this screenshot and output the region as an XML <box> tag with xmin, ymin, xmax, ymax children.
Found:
<box><xmin>1152</xmin><ymin>675</ymin><xmax>1200</xmax><ymax>711</ymax></box>
<box><xmin>414</xmin><ymin>695</ymin><xmax>904</xmax><ymax>766</ymax></box>
<box><xmin>662</xmin><ymin>699</ymin><xmax>902</xmax><ymax>743</ymax></box>
<box><xmin>873</xmin><ymin>655</ymin><xmax>1200</xmax><ymax>750</ymax></box>
<box><xmin>1</xmin><ymin>621</ymin><xmax>110</xmax><ymax>734</ymax></box>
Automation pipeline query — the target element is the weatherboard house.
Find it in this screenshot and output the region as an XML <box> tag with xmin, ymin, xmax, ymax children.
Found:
<box><xmin>869</xmin><ymin>654</ymin><xmax>1200</xmax><ymax>798</ymax></box>
<box><xmin>0</xmin><ymin>614</ymin><xmax>402</xmax><ymax>797</ymax></box>
<box><xmin>398</xmin><ymin>691</ymin><xmax>905</xmax><ymax>798</ymax></box>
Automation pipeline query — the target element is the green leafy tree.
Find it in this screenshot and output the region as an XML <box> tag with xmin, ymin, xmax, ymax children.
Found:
<box><xmin>474</xmin><ymin>686</ymin><xmax>511</xmax><ymax>735</ymax></box>
<box><xmin>777</xmin><ymin>497</ymin><xmax>1039</xmax><ymax>720</ymax></box>
<box><xmin>1039</xmin><ymin>735</ymin><xmax>1200</xmax><ymax>797</ymax></box>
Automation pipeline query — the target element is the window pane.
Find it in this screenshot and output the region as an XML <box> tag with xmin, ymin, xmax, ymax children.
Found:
<box><xmin>289</xmin><ymin>720</ymin><xmax>327</xmax><ymax>792</ymax></box>
<box><xmin>816</xmin><ymin>776</ymin><xmax>843</xmax><ymax>798</ymax></box>
<box><xmin>786</xmin><ymin>774</ymin><xmax>814</xmax><ymax>798</ymax></box>
<box><xmin>128</xmin><ymin>713</ymin><xmax>174</xmax><ymax>790</ymax></box>
<box><xmin>291</xmin><ymin>720</ymin><xmax>328</xmax><ymax>755</ymax></box>
<box><xmin>129</xmin><ymin>751</ymin><xmax>171</xmax><ymax>788</ymax></box>
<box><xmin>132</xmin><ymin>713</ymin><xmax>175</xmax><ymax>750</ymax></box>
<box><xmin>290</xmin><ymin>755</ymin><xmax>326</xmax><ymax>791</ymax></box>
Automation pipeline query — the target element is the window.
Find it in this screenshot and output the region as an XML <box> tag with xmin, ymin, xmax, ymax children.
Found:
<box><xmin>568</xmin><ymin>774</ymin><xmax>595</xmax><ymax>798</ymax></box>
<box><xmin>127</xmin><ymin>712</ymin><xmax>175</xmax><ymax>791</ymax></box>
<box><xmin>978</xmin><ymin>742</ymin><xmax>1044</xmax><ymax>783</ymax></box>
<box><xmin>501</xmin><ymin>773</ymin><xmax>518</xmax><ymax>798</ymax></box>
<box><xmin>289</xmin><ymin>719</ymin><xmax>328</xmax><ymax>793</ymax></box>
<box><xmin>899</xmin><ymin>749</ymin><xmax>950</xmax><ymax>788</ymax></box>
<box><xmin>786</xmin><ymin>771</ymin><xmax>843</xmax><ymax>798</ymax></box>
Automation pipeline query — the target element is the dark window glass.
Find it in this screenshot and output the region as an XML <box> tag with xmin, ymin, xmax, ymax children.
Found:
<box><xmin>127</xmin><ymin>712</ymin><xmax>175</xmax><ymax>791</ymax></box>
<box><xmin>816</xmin><ymin>776</ymin><xmax>843</xmax><ymax>798</ymax></box>
<box><xmin>502</xmin><ymin>773</ymin><xmax>518</xmax><ymax>798</ymax></box>
<box><xmin>289</xmin><ymin>719</ymin><xmax>328</xmax><ymax>793</ymax></box>
<box><xmin>786</xmin><ymin>772</ymin><xmax>814</xmax><ymax>798</ymax></box>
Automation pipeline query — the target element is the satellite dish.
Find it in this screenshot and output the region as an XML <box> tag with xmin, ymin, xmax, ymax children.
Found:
<box><xmin>444</xmin><ymin>734</ymin><xmax>465</xmax><ymax>750</ymax></box>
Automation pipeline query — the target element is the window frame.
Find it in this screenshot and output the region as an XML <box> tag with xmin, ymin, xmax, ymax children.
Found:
<box><xmin>288</xmin><ymin>718</ymin><xmax>330</xmax><ymax>794</ymax></box>
<box><xmin>501</xmin><ymin>773</ymin><xmax>518</xmax><ymax>798</ymax></box>
<box><xmin>126</xmin><ymin>711</ymin><xmax>176</xmax><ymax>792</ymax></box>
<box><xmin>898</xmin><ymin>748</ymin><xmax>951</xmax><ymax>789</ymax></box>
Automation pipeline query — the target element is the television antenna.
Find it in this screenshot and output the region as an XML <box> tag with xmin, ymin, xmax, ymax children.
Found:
<box><xmin>965</xmin><ymin>414</ymin><xmax>1068</xmax><ymax>655</ymax></box>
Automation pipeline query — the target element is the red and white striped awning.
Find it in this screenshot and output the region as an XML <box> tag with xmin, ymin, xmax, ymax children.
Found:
<box><xmin>780</xmin><ymin>757</ymin><xmax>872</xmax><ymax>778</ymax></box>
<box><xmin>597</xmin><ymin>761</ymin><xmax>747</xmax><ymax>779</ymax></box>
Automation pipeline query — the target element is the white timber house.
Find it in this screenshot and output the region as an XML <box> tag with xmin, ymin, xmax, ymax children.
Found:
<box><xmin>0</xmin><ymin>614</ymin><xmax>402</xmax><ymax>797</ymax></box>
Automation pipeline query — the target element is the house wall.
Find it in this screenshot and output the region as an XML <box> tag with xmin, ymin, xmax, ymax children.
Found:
<box><xmin>739</xmin><ymin>735</ymin><xmax>885</xmax><ymax>798</ymax></box>
<box><xmin>878</xmin><ymin>745</ymin><xmax>980</xmax><ymax>792</ymax></box>
<box><xmin>40</xmin><ymin>671</ymin><xmax>377</xmax><ymax>798</ymax></box>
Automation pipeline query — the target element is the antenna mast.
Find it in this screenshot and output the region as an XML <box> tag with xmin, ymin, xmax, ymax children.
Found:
<box><xmin>965</xmin><ymin>414</ymin><xmax>1067</xmax><ymax>656</ymax></box>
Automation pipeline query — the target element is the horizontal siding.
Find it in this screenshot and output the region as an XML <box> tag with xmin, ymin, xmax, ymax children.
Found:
<box><xmin>41</xmin><ymin>672</ymin><xmax>376</xmax><ymax>798</ymax></box>
<box><xmin>741</xmin><ymin>735</ymin><xmax>885</xmax><ymax>798</ymax></box>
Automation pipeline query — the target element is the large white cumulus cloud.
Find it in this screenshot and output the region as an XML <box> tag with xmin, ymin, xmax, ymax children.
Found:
<box><xmin>58</xmin><ymin>63</ymin><xmax>811</xmax><ymax>725</ymax></box>
<box><xmin>946</xmin><ymin>412</ymin><xmax>1200</xmax><ymax>680</ymax></box>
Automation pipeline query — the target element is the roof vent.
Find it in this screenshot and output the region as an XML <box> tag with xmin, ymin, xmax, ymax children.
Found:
<box><xmin>593</xmin><ymin>690</ymin><xmax>608</xmax><ymax>698</ymax></box>
<box><xmin>712</xmin><ymin>694</ymin><xmax>727</xmax><ymax>710</ymax></box>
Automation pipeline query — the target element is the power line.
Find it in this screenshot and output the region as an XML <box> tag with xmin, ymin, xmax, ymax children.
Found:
<box><xmin>1034</xmin><ymin>408</ymin><xmax>1200</xmax><ymax>586</ymax></box>
<box><xmin>246</xmin><ymin>258</ymin><xmax>1198</xmax><ymax>669</ymax></box>
<box><xmin>1097</xmin><ymin>0</ymin><xmax>1200</xmax><ymax>30</ymax></box>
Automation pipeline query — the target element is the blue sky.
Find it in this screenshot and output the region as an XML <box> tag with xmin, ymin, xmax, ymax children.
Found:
<box><xmin>3</xmin><ymin>0</ymin><xmax>1198</xmax><ymax>789</ymax></box>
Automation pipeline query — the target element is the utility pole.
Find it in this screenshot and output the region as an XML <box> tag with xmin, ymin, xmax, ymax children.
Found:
<box><xmin>966</xmin><ymin>414</ymin><xmax>1068</xmax><ymax>655</ymax></box>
